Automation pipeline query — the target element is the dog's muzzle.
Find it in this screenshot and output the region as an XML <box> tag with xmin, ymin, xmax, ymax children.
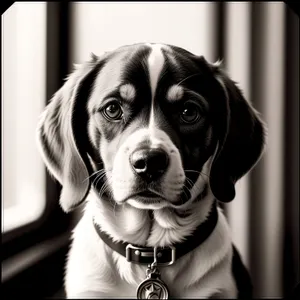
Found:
<box><xmin>130</xmin><ymin>147</ymin><xmax>169</xmax><ymax>183</ymax></box>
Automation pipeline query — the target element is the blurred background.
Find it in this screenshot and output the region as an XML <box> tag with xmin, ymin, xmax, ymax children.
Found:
<box><xmin>2</xmin><ymin>2</ymin><xmax>299</xmax><ymax>299</ymax></box>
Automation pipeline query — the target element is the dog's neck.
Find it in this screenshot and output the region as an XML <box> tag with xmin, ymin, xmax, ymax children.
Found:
<box><xmin>89</xmin><ymin>186</ymin><xmax>215</xmax><ymax>247</ymax></box>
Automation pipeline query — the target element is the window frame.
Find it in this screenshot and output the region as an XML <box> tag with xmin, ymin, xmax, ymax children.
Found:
<box><xmin>2</xmin><ymin>4</ymin><xmax>72</xmax><ymax>294</ymax></box>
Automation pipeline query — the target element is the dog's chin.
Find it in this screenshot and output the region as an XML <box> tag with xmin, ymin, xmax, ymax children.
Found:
<box><xmin>126</xmin><ymin>197</ymin><xmax>171</xmax><ymax>210</ymax></box>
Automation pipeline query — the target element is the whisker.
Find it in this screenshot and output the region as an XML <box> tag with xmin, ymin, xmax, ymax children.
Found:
<box><xmin>185</xmin><ymin>176</ymin><xmax>203</xmax><ymax>197</ymax></box>
<box><xmin>185</xmin><ymin>177</ymin><xmax>195</xmax><ymax>189</ymax></box>
<box><xmin>184</xmin><ymin>169</ymin><xmax>209</xmax><ymax>177</ymax></box>
<box><xmin>93</xmin><ymin>172</ymin><xmax>107</xmax><ymax>188</ymax></box>
<box><xmin>176</xmin><ymin>72</ymin><xmax>201</xmax><ymax>87</ymax></box>
<box><xmin>104</xmin><ymin>175</ymin><xmax>114</xmax><ymax>203</ymax></box>
<box><xmin>91</xmin><ymin>171</ymin><xmax>106</xmax><ymax>185</ymax></box>
<box><xmin>83</xmin><ymin>169</ymin><xmax>106</xmax><ymax>183</ymax></box>
<box><xmin>181</xmin><ymin>184</ymin><xmax>191</xmax><ymax>204</ymax></box>
<box><xmin>99</xmin><ymin>180</ymin><xmax>110</xmax><ymax>198</ymax></box>
<box><xmin>189</xmin><ymin>179</ymin><xmax>206</xmax><ymax>199</ymax></box>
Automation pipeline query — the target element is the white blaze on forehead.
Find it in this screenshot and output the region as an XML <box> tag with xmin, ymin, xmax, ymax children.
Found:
<box><xmin>147</xmin><ymin>44</ymin><xmax>166</xmax><ymax>133</ymax></box>
<box><xmin>147</xmin><ymin>44</ymin><xmax>165</xmax><ymax>98</ymax></box>
<box><xmin>166</xmin><ymin>85</ymin><xmax>184</xmax><ymax>102</ymax></box>
<box><xmin>119</xmin><ymin>83</ymin><xmax>136</xmax><ymax>101</ymax></box>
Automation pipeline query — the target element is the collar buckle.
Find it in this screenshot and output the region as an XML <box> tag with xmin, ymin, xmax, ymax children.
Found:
<box><xmin>126</xmin><ymin>244</ymin><xmax>176</xmax><ymax>266</ymax></box>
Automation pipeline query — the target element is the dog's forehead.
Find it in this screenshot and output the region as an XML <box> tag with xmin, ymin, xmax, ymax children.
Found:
<box><xmin>90</xmin><ymin>43</ymin><xmax>201</xmax><ymax>108</ymax></box>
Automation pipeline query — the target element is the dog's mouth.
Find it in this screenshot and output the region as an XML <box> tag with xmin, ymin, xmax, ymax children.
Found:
<box><xmin>120</xmin><ymin>189</ymin><xmax>166</xmax><ymax>204</ymax></box>
<box><xmin>133</xmin><ymin>189</ymin><xmax>165</xmax><ymax>202</ymax></box>
<box><xmin>118</xmin><ymin>185</ymin><xmax>196</xmax><ymax>210</ymax></box>
<box><xmin>125</xmin><ymin>189</ymin><xmax>169</xmax><ymax>210</ymax></box>
<box><xmin>137</xmin><ymin>190</ymin><xmax>161</xmax><ymax>198</ymax></box>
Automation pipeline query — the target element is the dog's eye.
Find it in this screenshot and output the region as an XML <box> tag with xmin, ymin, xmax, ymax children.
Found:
<box><xmin>180</xmin><ymin>101</ymin><xmax>201</xmax><ymax>124</ymax></box>
<box><xmin>103</xmin><ymin>101</ymin><xmax>123</xmax><ymax>121</ymax></box>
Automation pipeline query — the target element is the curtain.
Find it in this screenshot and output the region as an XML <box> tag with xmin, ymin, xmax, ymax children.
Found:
<box><xmin>220</xmin><ymin>2</ymin><xmax>299</xmax><ymax>298</ymax></box>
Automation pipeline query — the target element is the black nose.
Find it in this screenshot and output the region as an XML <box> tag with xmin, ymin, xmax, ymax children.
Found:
<box><xmin>130</xmin><ymin>148</ymin><xmax>169</xmax><ymax>182</ymax></box>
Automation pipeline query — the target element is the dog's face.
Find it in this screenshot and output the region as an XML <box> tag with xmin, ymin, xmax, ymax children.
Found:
<box><xmin>89</xmin><ymin>44</ymin><xmax>217</xmax><ymax>210</ymax></box>
<box><xmin>37</xmin><ymin>43</ymin><xmax>266</xmax><ymax>212</ymax></box>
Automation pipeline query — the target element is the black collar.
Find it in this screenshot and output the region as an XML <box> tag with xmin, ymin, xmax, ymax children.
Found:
<box><xmin>93</xmin><ymin>202</ymin><xmax>218</xmax><ymax>266</ymax></box>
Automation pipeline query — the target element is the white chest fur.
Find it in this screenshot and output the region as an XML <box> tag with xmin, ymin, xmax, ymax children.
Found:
<box><xmin>64</xmin><ymin>191</ymin><xmax>237</xmax><ymax>298</ymax></box>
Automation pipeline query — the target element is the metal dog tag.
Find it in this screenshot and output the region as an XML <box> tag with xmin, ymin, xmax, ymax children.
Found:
<box><xmin>137</xmin><ymin>267</ymin><xmax>169</xmax><ymax>299</ymax></box>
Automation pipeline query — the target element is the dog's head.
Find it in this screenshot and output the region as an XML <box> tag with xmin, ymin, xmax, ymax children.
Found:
<box><xmin>37</xmin><ymin>43</ymin><xmax>266</xmax><ymax>213</ymax></box>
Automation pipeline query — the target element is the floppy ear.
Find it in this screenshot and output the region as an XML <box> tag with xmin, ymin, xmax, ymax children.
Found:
<box><xmin>209</xmin><ymin>66</ymin><xmax>267</xmax><ymax>202</ymax></box>
<box><xmin>36</xmin><ymin>54</ymin><xmax>101</xmax><ymax>212</ymax></box>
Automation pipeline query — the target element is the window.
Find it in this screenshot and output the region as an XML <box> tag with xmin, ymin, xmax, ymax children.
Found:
<box><xmin>2</xmin><ymin>6</ymin><xmax>71</xmax><ymax>297</ymax></box>
<box><xmin>2</xmin><ymin>3</ymin><xmax>47</xmax><ymax>233</ymax></box>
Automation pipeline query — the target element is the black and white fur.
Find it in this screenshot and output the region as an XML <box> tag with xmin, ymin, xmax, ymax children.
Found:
<box><xmin>36</xmin><ymin>43</ymin><xmax>266</xmax><ymax>298</ymax></box>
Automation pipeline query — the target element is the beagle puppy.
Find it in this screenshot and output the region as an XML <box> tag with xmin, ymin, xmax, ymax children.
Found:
<box><xmin>36</xmin><ymin>43</ymin><xmax>266</xmax><ymax>299</ymax></box>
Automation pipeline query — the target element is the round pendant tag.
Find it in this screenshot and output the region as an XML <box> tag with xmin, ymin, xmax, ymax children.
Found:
<box><xmin>137</xmin><ymin>278</ymin><xmax>169</xmax><ymax>299</ymax></box>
